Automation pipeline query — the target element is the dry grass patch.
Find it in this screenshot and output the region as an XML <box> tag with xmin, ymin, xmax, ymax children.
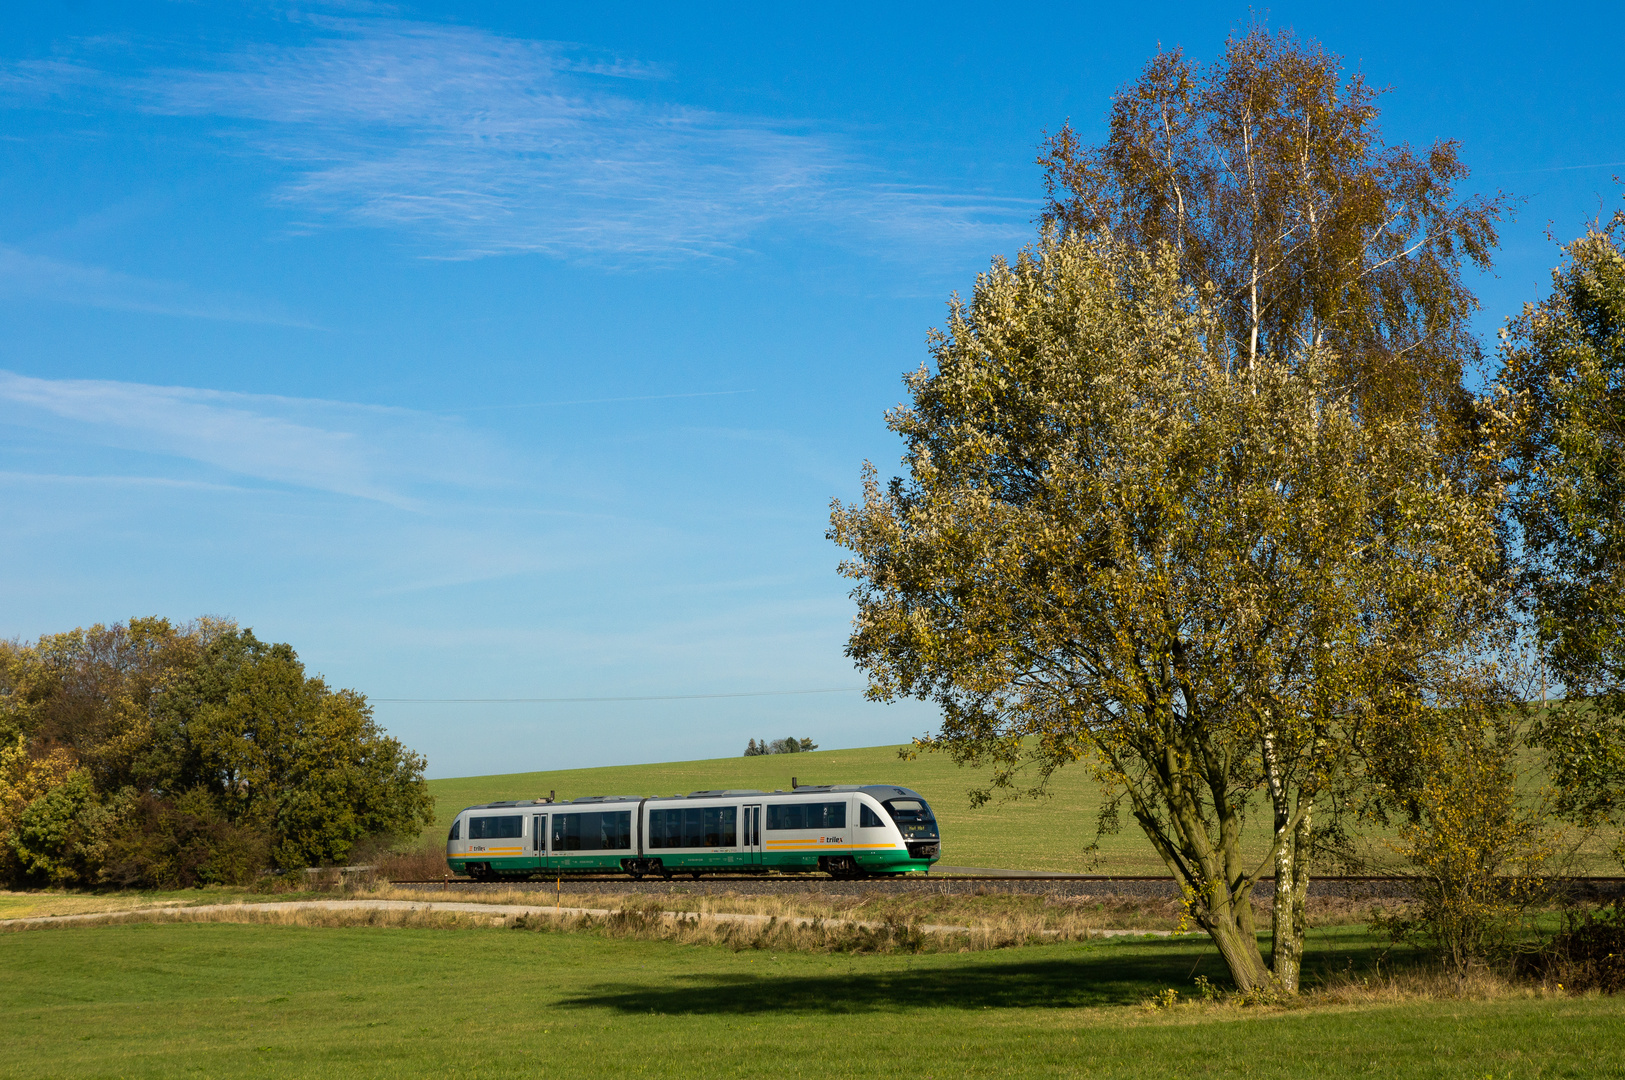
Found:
<box><xmin>0</xmin><ymin>891</ymin><xmax>194</xmax><ymax>920</ymax></box>
<box><xmin>372</xmin><ymin>842</ymin><xmax>453</xmax><ymax>881</ymax></box>
<box><xmin>1141</xmin><ymin>965</ymin><xmax>1582</xmax><ymax>1016</ymax></box>
<box><xmin>1</xmin><ymin>903</ymin><xmax>517</xmax><ymax>933</ymax></box>
<box><xmin>371</xmin><ymin>883</ymin><xmax>1171</xmax><ymax>936</ymax></box>
<box><xmin>0</xmin><ymin>882</ymin><xmax>355</xmax><ymax>925</ymax></box>
<box><xmin>521</xmin><ymin>906</ymin><xmax>948</xmax><ymax>953</ymax></box>
<box><xmin>365</xmin><ymin>883</ymin><xmax>1408</xmax><ymax>935</ymax></box>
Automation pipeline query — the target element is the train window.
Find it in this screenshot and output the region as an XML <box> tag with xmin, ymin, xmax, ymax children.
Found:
<box><xmin>648</xmin><ymin>806</ymin><xmax>737</xmax><ymax>847</ymax></box>
<box><xmin>882</xmin><ymin>799</ymin><xmax>939</xmax><ymax>840</ymax></box>
<box><xmin>550</xmin><ymin>811</ymin><xmax>632</xmax><ymax>851</ymax></box>
<box><xmin>766</xmin><ymin>802</ymin><xmax>846</xmax><ymax>831</ymax></box>
<box><xmin>469</xmin><ymin>815</ymin><xmax>524</xmax><ymax>840</ymax></box>
<box><xmin>449</xmin><ymin>819</ymin><xmax>461</xmax><ymax>841</ymax></box>
<box><xmin>647</xmin><ymin>808</ymin><xmax>676</xmax><ymax>848</ymax></box>
<box><xmin>859</xmin><ymin>804</ymin><xmax>884</xmax><ymax>829</ymax></box>
<box><xmin>703</xmin><ymin>807</ymin><xmax>737</xmax><ymax>847</ymax></box>
<box><xmin>766</xmin><ymin>804</ymin><xmax>801</xmax><ymax>830</ymax></box>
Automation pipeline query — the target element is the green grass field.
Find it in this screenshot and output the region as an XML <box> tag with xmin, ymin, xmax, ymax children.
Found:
<box><xmin>4</xmin><ymin>921</ymin><xmax>1621</xmax><ymax>1079</ymax></box>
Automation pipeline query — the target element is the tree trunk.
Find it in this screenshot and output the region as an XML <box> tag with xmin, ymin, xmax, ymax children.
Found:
<box><xmin>1131</xmin><ymin>801</ymin><xmax>1274</xmax><ymax>992</ymax></box>
<box><xmin>1203</xmin><ymin>905</ymin><xmax>1274</xmax><ymax>991</ymax></box>
<box><xmin>1269</xmin><ymin>808</ymin><xmax>1313</xmax><ymax>992</ymax></box>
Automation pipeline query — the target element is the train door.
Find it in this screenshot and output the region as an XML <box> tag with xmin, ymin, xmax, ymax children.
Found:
<box><xmin>532</xmin><ymin>813</ymin><xmax>548</xmax><ymax>871</ymax></box>
<box><xmin>742</xmin><ymin>804</ymin><xmax>763</xmax><ymax>866</ymax></box>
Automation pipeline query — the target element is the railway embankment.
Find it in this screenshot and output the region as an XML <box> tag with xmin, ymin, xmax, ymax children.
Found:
<box><xmin>388</xmin><ymin>875</ymin><xmax>1625</xmax><ymax>902</ymax></box>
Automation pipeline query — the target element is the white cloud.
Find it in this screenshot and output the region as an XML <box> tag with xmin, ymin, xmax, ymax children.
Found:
<box><xmin>0</xmin><ymin>244</ymin><xmax>316</xmax><ymax>325</ymax></box>
<box><xmin>0</xmin><ymin>56</ymin><xmax>103</xmax><ymax>98</ymax></box>
<box><xmin>122</xmin><ymin>18</ymin><xmax>1031</xmax><ymax>262</ymax></box>
<box><xmin>0</xmin><ymin>369</ymin><xmax>498</xmax><ymax>505</ymax></box>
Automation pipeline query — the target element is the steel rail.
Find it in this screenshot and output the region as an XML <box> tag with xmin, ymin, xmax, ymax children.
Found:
<box><xmin>384</xmin><ymin>874</ymin><xmax>1625</xmax><ymax>885</ymax></box>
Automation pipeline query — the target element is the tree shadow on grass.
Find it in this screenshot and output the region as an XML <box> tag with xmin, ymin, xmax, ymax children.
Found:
<box><xmin>561</xmin><ymin>939</ymin><xmax>1218</xmax><ymax>1015</ymax></box>
<box><xmin>561</xmin><ymin>932</ymin><xmax>1411</xmax><ymax>1016</ymax></box>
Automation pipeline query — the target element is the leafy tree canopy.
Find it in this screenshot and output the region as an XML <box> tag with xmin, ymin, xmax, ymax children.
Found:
<box><xmin>1498</xmin><ymin>209</ymin><xmax>1625</xmax><ymax>838</ymax></box>
<box><xmin>830</xmin><ymin>24</ymin><xmax>1520</xmax><ymax>993</ymax></box>
<box><xmin>1037</xmin><ymin>25</ymin><xmax>1507</xmax><ymax>433</ymax></box>
<box><xmin>0</xmin><ymin>617</ymin><xmax>433</xmax><ymax>887</ymax></box>
<box><xmin>830</xmin><ymin>229</ymin><xmax>1505</xmax><ymax>992</ymax></box>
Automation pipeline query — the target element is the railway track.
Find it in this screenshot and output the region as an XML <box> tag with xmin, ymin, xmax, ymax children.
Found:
<box><xmin>386</xmin><ymin>874</ymin><xmax>1625</xmax><ymax>885</ymax></box>
<box><xmin>387</xmin><ymin>874</ymin><xmax>1173</xmax><ymax>884</ymax></box>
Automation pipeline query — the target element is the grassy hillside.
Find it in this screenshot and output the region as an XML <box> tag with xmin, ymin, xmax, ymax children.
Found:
<box><xmin>426</xmin><ymin>741</ymin><xmax>1625</xmax><ymax>876</ymax></box>
<box><xmin>427</xmin><ymin>744</ymin><xmax>1232</xmax><ymax>875</ymax></box>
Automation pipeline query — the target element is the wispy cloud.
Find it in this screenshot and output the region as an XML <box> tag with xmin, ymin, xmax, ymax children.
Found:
<box><xmin>0</xmin><ymin>369</ymin><xmax>499</xmax><ymax>506</ymax></box>
<box><xmin>0</xmin><ymin>470</ymin><xmax>248</xmax><ymax>493</ymax></box>
<box><xmin>99</xmin><ymin>17</ymin><xmax>1031</xmax><ymax>262</ymax></box>
<box><xmin>0</xmin><ymin>244</ymin><xmax>316</xmax><ymax>325</ymax></box>
<box><xmin>0</xmin><ymin>55</ymin><xmax>105</xmax><ymax>98</ymax></box>
<box><xmin>458</xmin><ymin>389</ymin><xmax>755</xmax><ymax>412</ymax></box>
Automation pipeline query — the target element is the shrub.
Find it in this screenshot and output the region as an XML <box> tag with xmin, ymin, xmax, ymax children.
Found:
<box><xmin>1374</xmin><ymin>738</ymin><xmax>1553</xmax><ymax>984</ymax></box>
<box><xmin>100</xmin><ymin>789</ymin><xmax>270</xmax><ymax>889</ymax></box>
<box><xmin>1522</xmin><ymin>904</ymin><xmax>1625</xmax><ymax>994</ymax></box>
<box><xmin>374</xmin><ymin>841</ymin><xmax>452</xmax><ymax>881</ymax></box>
<box><xmin>9</xmin><ymin>769</ymin><xmax>114</xmax><ymax>887</ymax></box>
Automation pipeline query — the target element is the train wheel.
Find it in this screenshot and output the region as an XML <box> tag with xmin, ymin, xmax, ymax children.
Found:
<box><xmin>822</xmin><ymin>856</ymin><xmax>859</xmax><ymax>880</ymax></box>
<box><xmin>690</xmin><ymin>871</ymin><xmax>703</xmax><ymax>880</ymax></box>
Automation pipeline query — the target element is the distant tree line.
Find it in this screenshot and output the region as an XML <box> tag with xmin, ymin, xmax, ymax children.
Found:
<box><xmin>0</xmin><ymin>617</ymin><xmax>434</xmax><ymax>889</ymax></box>
<box><xmin>743</xmin><ymin>737</ymin><xmax>817</xmax><ymax>756</ymax></box>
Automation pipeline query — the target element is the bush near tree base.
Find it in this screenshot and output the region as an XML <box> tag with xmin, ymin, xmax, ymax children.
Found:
<box><xmin>99</xmin><ymin>789</ymin><xmax>271</xmax><ymax>889</ymax></box>
<box><xmin>1521</xmin><ymin>905</ymin><xmax>1625</xmax><ymax>994</ymax></box>
<box><xmin>1370</xmin><ymin>721</ymin><xmax>1555</xmax><ymax>984</ymax></box>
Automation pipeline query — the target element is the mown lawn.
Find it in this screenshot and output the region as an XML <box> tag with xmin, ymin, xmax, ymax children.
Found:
<box><xmin>4</xmin><ymin>921</ymin><xmax>1622</xmax><ymax>1079</ymax></box>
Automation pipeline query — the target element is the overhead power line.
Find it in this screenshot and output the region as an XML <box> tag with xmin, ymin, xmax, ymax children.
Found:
<box><xmin>1485</xmin><ymin>160</ymin><xmax>1625</xmax><ymax>176</ymax></box>
<box><xmin>373</xmin><ymin>686</ymin><xmax>868</xmax><ymax>704</ymax></box>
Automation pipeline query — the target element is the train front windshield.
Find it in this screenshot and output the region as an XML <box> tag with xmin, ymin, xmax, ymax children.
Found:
<box><xmin>883</xmin><ymin>799</ymin><xmax>939</xmax><ymax>840</ymax></box>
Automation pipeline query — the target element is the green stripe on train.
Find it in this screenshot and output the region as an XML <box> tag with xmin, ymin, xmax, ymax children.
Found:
<box><xmin>447</xmin><ymin>849</ymin><xmax>934</xmax><ymax>876</ymax></box>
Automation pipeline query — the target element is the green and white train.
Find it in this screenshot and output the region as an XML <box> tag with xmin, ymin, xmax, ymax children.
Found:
<box><xmin>445</xmin><ymin>784</ymin><xmax>941</xmax><ymax>880</ymax></box>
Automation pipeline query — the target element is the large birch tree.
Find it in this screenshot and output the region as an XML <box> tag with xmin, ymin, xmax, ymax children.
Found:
<box><xmin>1037</xmin><ymin>26</ymin><xmax>1506</xmax><ymax>437</ymax></box>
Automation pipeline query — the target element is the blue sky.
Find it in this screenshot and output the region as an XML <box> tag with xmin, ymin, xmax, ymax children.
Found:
<box><xmin>3</xmin><ymin>2</ymin><xmax>1621</xmax><ymax>778</ymax></box>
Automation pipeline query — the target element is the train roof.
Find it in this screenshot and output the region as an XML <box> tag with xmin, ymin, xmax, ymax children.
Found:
<box><xmin>457</xmin><ymin>784</ymin><xmax>927</xmax><ymax>814</ymax></box>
